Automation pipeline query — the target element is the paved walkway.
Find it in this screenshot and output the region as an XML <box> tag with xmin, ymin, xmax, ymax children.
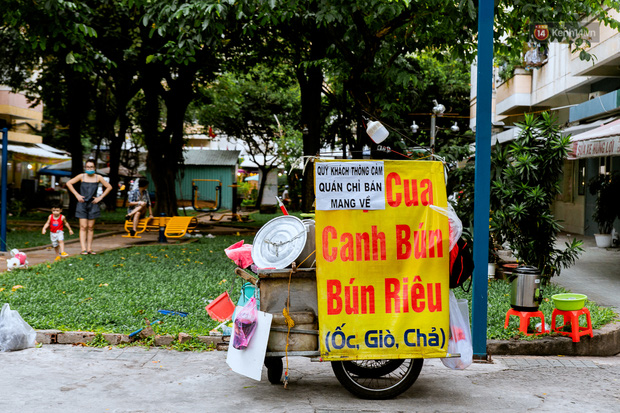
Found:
<box><xmin>554</xmin><ymin>233</ymin><xmax>620</xmax><ymax>312</ymax></box>
<box><xmin>1</xmin><ymin>346</ymin><xmax>619</xmax><ymax>412</ymax></box>
<box><xmin>0</xmin><ymin>211</ymin><xmax>255</xmax><ymax>269</ymax></box>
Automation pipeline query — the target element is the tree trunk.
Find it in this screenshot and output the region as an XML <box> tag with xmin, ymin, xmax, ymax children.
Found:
<box><xmin>140</xmin><ymin>62</ymin><xmax>195</xmax><ymax>216</ymax></box>
<box><xmin>298</xmin><ymin>29</ymin><xmax>326</xmax><ymax>212</ymax></box>
<box><xmin>65</xmin><ymin>68</ymin><xmax>88</xmax><ymax>217</ymax></box>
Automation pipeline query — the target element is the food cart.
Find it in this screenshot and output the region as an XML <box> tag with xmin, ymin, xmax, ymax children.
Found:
<box><xmin>231</xmin><ymin>159</ymin><xmax>460</xmax><ymax>399</ymax></box>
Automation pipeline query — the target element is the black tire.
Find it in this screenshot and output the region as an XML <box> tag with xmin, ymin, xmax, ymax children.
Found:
<box><xmin>341</xmin><ymin>359</ymin><xmax>405</xmax><ymax>378</ymax></box>
<box><xmin>264</xmin><ymin>357</ymin><xmax>283</xmax><ymax>384</ymax></box>
<box><xmin>331</xmin><ymin>358</ymin><xmax>423</xmax><ymax>399</ymax></box>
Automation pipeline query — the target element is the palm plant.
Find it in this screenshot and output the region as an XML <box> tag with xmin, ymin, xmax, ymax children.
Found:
<box><xmin>490</xmin><ymin>112</ymin><xmax>583</xmax><ymax>283</ymax></box>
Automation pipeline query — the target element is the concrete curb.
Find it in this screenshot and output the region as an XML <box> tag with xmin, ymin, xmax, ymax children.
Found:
<box><xmin>36</xmin><ymin>322</ymin><xmax>620</xmax><ymax>356</ymax></box>
<box><xmin>487</xmin><ymin>319</ymin><xmax>620</xmax><ymax>356</ymax></box>
<box><xmin>35</xmin><ymin>329</ymin><xmax>226</xmax><ymax>348</ymax></box>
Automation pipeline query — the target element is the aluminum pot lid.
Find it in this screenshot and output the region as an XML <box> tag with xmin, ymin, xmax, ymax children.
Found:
<box><xmin>252</xmin><ymin>215</ymin><xmax>307</xmax><ymax>269</ymax></box>
<box><xmin>514</xmin><ymin>265</ymin><xmax>540</xmax><ymax>274</ymax></box>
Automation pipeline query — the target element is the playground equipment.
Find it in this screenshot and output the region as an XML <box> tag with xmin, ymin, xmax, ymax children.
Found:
<box><xmin>192</xmin><ymin>179</ymin><xmax>222</xmax><ymax>212</ymax></box>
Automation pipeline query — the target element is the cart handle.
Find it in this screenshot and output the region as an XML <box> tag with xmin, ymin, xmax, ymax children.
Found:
<box><xmin>234</xmin><ymin>267</ymin><xmax>258</xmax><ymax>285</ymax></box>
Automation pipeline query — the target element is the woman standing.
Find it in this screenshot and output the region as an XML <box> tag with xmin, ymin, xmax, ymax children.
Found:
<box><xmin>66</xmin><ymin>158</ymin><xmax>113</xmax><ymax>255</ymax></box>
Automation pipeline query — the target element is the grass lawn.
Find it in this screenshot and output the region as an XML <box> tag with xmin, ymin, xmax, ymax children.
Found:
<box><xmin>1</xmin><ymin>235</ymin><xmax>251</xmax><ymax>337</ymax></box>
<box><xmin>0</xmin><ymin>223</ymin><xmax>616</xmax><ymax>343</ymax></box>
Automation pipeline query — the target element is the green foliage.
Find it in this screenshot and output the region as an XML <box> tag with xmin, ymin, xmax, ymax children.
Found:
<box><xmin>0</xmin><ymin>235</ymin><xmax>253</xmax><ymax>336</ymax></box>
<box><xmin>495</xmin><ymin>53</ymin><xmax>524</xmax><ymax>84</ymax></box>
<box><xmin>490</xmin><ymin>113</ymin><xmax>583</xmax><ymax>282</ymax></box>
<box><xmin>169</xmin><ymin>337</ymin><xmax>215</xmax><ymax>352</ymax></box>
<box><xmin>7</xmin><ymin>200</ymin><xmax>27</xmax><ymax>217</ymax></box>
<box><xmin>494</xmin><ymin>2</ymin><xmax>620</xmax><ymax>67</ymax></box>
<box><xmin>196</xmin><ymin>63</ymin><xmax>301</xmax><ymax>206</ymax></box>
<box><xmin>90</xmin><ymin>333</ymin><xmax>110</xmax><ymax>348</ymax></box>
<box><xmin>588</xmin><ymin>172</ymin><xmax>620</xmax><ymax>234</ymax></box>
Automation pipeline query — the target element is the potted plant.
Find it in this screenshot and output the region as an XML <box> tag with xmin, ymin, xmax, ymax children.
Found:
<box><xmin>489</xmin><ymin>112</ymin><xmax>583</xmax><ymax>284</ymax></box>
<box><xmin>588</xmin><ymin>172</ymin><xmax>620</xmax><ymax>248</ymax></box>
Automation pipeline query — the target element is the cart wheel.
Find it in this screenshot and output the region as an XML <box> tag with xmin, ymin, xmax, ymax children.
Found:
<box><xmin>331</xmin><ymin>358</ymin><xmax>423</xmax><ymax>400</ymax></box>
<box><xmin>264</xmin><ymin>357</ymin><xmax>283</xmax><ymax>384</ymax></box>
<box><xmin>341</xmin><ymin>359</ymin><xmax>405</xmax><ymax>378</ymax></box>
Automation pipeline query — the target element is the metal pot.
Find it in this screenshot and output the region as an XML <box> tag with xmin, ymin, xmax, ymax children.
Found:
<box><xmin>296</xmin><ymin>219</ymin><xmax>316</xmax><ymax>268</ymax></box>
<box><xmin>509</xmin><ymin>266</ymin><xmax>542</xmax><ymax>311</ymax></box>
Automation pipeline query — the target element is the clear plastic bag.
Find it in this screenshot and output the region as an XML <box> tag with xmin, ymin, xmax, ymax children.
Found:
<box><xmin>441</xmin><ymin>291</ymin><xmax>473</xmax><ymax>370</ymax></box>
<box><xmin>429</xmin><ymin>203</ymin><xmax>462</xmax><ymax>252</ymax></box>
<box><xmin>0</xmin><ymin>303</ymin><xmax>36</xmax><ymax>352</ymax></box>
<box><xmin>232</xmin><ymin>297</ymin><xmax>258</xmax><ymax>350</ymax></box>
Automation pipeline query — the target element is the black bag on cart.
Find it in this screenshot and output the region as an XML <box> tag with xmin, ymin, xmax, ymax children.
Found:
<box><xmin>449</xmin><ymin>238</ymin><xmax>474</xmax><ymax>290</ymax></box>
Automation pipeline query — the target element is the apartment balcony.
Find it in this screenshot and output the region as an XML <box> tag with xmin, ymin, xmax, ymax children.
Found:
<box><xmin>0</xmin><ymin>88</ymin><xmax>43</xmax><ymax>144</ymax></box>
<box><xmin>495</xmin><ymin>68</ymin><xmax>532</xmax><ymax>116</ymax></box>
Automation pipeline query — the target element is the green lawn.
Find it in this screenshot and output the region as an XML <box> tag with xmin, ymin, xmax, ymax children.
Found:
<box><xmin>0</xmin><ymin>229</ymin><xmax>616</xmax><ymax>343</ymax></box>
<box><xmin>1</xmin><ymin>235</ymin><xmax>251</xmax><ymax>336</ymax></box>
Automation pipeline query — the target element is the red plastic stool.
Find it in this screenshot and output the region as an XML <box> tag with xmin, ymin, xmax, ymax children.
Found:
<box><xmin>504</xmin><ymin>309</ymin><xmax>548</xmax><ymax>335</ymax></box>
<box><xmin>551</xmin><ymin>308</ymin><xmax>593</xmax><ymax>342</ymax></box>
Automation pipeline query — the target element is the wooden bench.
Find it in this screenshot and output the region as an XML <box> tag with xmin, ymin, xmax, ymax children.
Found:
<box><xmin>164</xmin><ymin>216</ymin><xmax>199</xmax><ymax>238</ymax></box>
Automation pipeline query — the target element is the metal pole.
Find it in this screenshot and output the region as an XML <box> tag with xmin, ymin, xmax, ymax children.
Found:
<box><xmin>430</xmin><ymin>114</ymin><xmax>436</xmax><ymax>155</ymax></box>
<box><xmin>158</xmin><ymin>212</ymin><xmax>167</xmax><ymax>243</ymax></box>
<box><xmin>1</xmin><ymin>128</ymin><xmax>8</xmax><ymax>252</ymax></box>
<box><xmin>472</xmin><ymin>0</ymin><xmax>494</xmax><ymax>358</ymax></box>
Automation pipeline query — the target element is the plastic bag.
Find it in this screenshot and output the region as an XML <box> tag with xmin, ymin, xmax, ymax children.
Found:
<box><xmin>232</xmin><ymin>297</ymin><xmax>258</xmax><ymax>350</ymax></box>
<box><xmin>225</xmin><ymin>240</ymin><xmax>254</xmax><ymax>269</ymax></box>
<box><xmin>0</xmin><ymin>303</ymin><xmax>36</xmax><ymax>352</ymax></box>
<box><xmin>429</xmin><ymin>203</ymin><xmax>462</xmax><ymax>252</ymax></box>
<box><xmin>441</xmin><ymin>291</ymin><xmax>473</xmax><ymax>370</ymax></box>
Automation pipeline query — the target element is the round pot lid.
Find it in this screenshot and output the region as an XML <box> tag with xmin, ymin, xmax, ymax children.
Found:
<box><xmin>252</xmin><ymin>215</ymin><xmax>307</xmax><ymax>269</ymax></box>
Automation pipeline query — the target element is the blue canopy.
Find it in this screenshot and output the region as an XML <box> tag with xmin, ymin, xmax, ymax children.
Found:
<box><xmin>38</xmin><ymin>168</ymin><xmax>71</xmax><ymax>177</ymax></box>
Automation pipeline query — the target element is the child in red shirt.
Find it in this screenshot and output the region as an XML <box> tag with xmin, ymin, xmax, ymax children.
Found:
<box><xmin>42</xmin><ymin>205</ymin><xmax>74</xmax><ymax>260</ymax></box>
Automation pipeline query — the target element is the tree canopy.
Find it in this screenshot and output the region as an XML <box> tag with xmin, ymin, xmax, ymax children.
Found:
<box><xmin>2</xmin><ymin>0</ymin><xmax>618</xmax><ymax>213</ymax></box>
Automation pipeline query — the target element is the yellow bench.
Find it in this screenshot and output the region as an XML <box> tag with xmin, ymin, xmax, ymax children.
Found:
<box><xmin>123</xmin><ymin>216</ymin><xmax>197</xmax><ymax>238</ymax></box>
<box><xmin>164</xmin><ymin>216</ymin><xmax>198</xmax><ymax>238</ymax></box>
<box><xmin>122</xmin><ymin>217</ymin><xmax>150</xmax><ymax>238</ymax></box>
<box><xmin>146</xmin><ymin>216</ymin><xmax>171</xmax><ymax>231</ymax></box>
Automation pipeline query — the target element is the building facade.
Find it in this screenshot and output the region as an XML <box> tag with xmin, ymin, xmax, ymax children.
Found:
<box><xmin>470</xmin><ymin>15</ymin><xmax>620</xmax><ymax>236</ymax></box>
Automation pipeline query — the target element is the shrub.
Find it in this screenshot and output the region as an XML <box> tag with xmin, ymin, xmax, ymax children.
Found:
<box><xmin>490</xmin><ymin>112</ymin><xmax>583</xmax><ymax>283</ymax></box>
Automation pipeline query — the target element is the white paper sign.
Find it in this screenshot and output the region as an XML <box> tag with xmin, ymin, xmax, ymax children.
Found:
<box><xmin>226</xmin><ymin>309</ymin><xmax>273</xmax><ymax>381</ymax></box>
<box><xmin>315</xmin><ymin>161</ymin><xmax>385</xmax><ymax>210</ymax></box>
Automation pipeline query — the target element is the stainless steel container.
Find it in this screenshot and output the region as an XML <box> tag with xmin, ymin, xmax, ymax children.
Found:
<box><xmin>510</xmin><ymin>266</ymin><xmax>542</xmax><ymax>311</ymax></box>
<box><xmin>296</xmin><ymin>219</ymin><xmax>316</xmax><ymax>268</ymax></box>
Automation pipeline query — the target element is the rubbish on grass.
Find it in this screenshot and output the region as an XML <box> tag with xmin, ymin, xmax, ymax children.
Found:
<box><xmin>205</xmin><ymin>292</ymin><xmax>236</xmax><ymax>322</ymax></box>
<box><xmin>128</xmin><ymin>309</ymin><xmax>188</xmax><ymax>338</ymax></box>
<box><xmin>6</xmin><ymin>249</ymin><xmax>28</xmax><ymax>271</ymax></box>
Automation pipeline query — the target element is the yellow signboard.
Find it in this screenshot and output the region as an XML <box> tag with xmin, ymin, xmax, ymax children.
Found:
<box><xmin>315</xmin><ymin>160</ymin><xmax>449</xmax><ymax>360</ymax></box>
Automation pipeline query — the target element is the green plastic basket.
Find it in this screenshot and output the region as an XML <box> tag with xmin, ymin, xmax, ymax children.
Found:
<box><xmin>552</xmin><ymin>293</ymin><xmax>587</xmax><ymax>311</ymax></box>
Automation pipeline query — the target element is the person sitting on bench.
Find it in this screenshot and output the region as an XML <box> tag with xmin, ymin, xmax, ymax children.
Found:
<box><xmin>126</xmin><ymin>178</ymin><xmax>153</xmax><ymax>236</ymax></box>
